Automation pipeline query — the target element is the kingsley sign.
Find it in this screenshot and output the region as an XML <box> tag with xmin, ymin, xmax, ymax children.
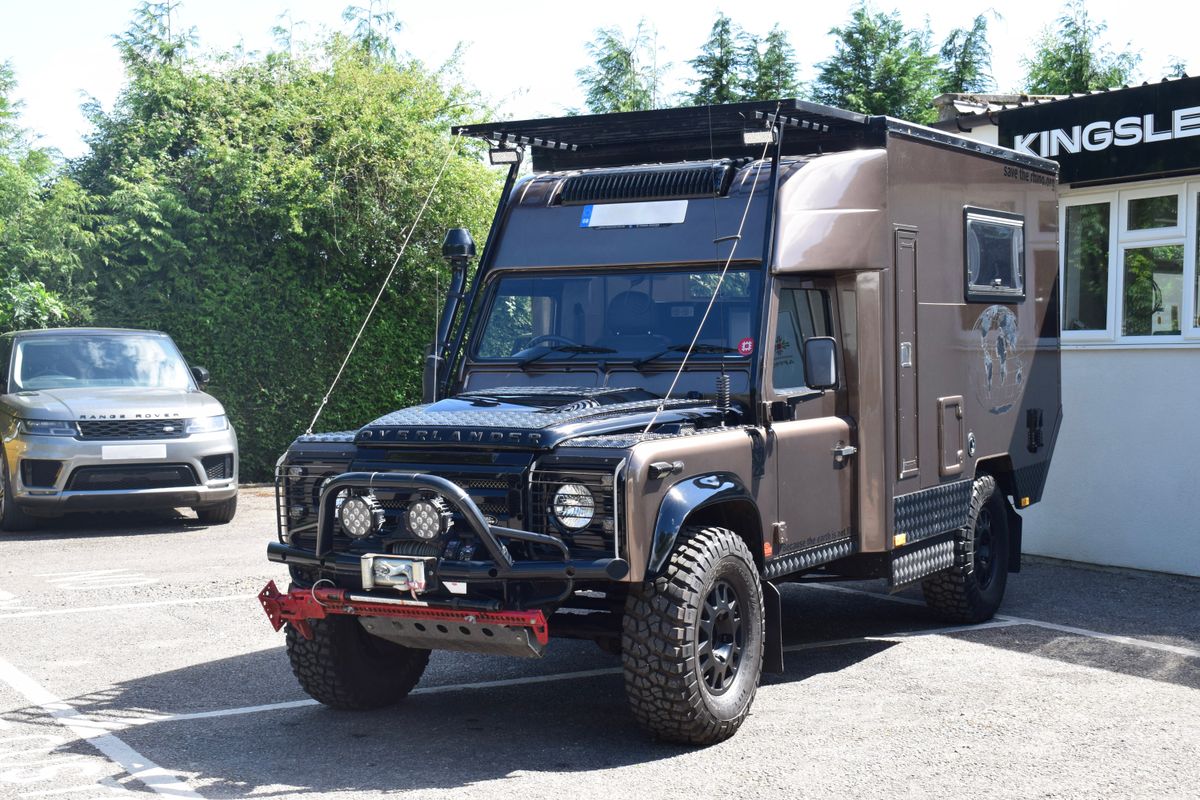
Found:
<box><xmin>998</xmin><ymin>78</ymin><xmax>1200</xmax><ymax>184</ymax></box>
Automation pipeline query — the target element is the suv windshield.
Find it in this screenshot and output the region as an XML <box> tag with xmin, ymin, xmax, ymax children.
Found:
<box><xmin>475</xmin><ymin>268</ymin><xmax>761</xmax><ymax>363</ymax></box>
<box><xmin>11</xmin><ymin>334</ymin><xmax>193</xmax><ymax>391</ymax></box>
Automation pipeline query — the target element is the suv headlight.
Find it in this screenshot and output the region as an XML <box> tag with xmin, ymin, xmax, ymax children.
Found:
<box><xmin>186</xmin><ymin>415</ymin><xmax>229</xmax><ymax>434</ymax></box>
<box><xmin>551</xmin><ymin>483</ymin><xmax>595</xmax><ymax>530</ymax></box>
<box><xmin>18</xmin><ymin>419</ymin><xmax>79</xmax><ymax>437</ymax></box>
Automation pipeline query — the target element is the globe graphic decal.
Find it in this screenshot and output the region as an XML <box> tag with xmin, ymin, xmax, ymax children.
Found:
<box><xmin>971</xmin><ymin>305</ymin><xmax>1024</xmax><ymax>415</ymax></box>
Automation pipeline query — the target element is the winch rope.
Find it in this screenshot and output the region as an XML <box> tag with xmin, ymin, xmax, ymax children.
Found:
<box><xmin>306</xmin><ymin>130</ymin><xmax>463</xmax><ymax>435</ymax></box>
<box><xmin>642</xmin><ymin>110</ymin><xmax>777</xmax><ymax>435</ymax></box>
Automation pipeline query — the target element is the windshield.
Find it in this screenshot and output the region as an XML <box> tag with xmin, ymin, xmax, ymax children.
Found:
<box><xmin>474</xmin><ymin>268</ymin><xmax>762</xmax><ymax>363</ymax></box>
<box><xmin>12</xmin><ymin>334</ymin><xmax>193</xmax><ymax>391</ymax></box>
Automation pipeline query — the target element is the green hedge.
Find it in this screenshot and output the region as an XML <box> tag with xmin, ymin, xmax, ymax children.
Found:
<box><xmin>72</xmin><ymin>35</ymin><xmax>499</xmax><ymax>479</ymax></box>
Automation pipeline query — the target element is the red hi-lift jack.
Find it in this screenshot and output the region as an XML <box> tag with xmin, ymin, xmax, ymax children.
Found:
<box><xmin>257</xmin><ymin>580</ymin><xmax>550</xmax><ymax>644</ymax></box>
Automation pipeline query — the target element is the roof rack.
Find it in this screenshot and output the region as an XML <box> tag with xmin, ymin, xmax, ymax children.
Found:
<box><xmin>455</xmin><ymin>99</ymin><xmax>884</xmax><ymax>172</ymax></box>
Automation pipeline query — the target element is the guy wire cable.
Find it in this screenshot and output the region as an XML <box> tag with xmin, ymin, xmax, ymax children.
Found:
<box><xmin>642</xmin><ymin>104</ymin><xmax>780</xmax><ymax>435</ymax></box>
<box><xmin>306</xmin><ymin>130</ymin><xmax>463</xmax><ymax>435</ymax></box>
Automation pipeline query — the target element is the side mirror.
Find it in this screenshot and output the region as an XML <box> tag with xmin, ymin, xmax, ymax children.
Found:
<box><xmin>191</xmin><ymin>366</ymin><xmax>211</xmax><ymax>389</ymax></box>
<box><xmin>803</xmin><ymin>337</ymin><xmax>839</xmax><ymax>391</ymax></box>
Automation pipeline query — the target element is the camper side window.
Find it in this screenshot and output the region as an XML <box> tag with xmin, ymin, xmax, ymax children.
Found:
<box><xmin>965</xmin><ymin>208</ymin><xmax>1025</xmax><ymax>302</ymax></box>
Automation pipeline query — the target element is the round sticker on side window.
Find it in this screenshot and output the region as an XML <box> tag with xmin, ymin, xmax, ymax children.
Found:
<box><xmin>738</xmin><ymin>338</ymin><xmax>755</xmax><ymax>356</ymax></box>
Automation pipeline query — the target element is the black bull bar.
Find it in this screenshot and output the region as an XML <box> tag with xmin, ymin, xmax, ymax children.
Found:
<box><xmin>267</xmin><ymin>471</ymin><xmax>630</xmax><ymax>582</ymax></box>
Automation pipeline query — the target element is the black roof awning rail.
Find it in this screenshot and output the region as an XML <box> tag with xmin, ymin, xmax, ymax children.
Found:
<box><xmin>454</xmin><ymin>98</ymin><xmax>1057</xmax><ymax>174</ymax></box>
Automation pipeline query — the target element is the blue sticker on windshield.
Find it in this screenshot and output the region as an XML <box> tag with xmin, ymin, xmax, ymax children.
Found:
<box><xmin>579</xmin><ymin>205</ymin><xmax>593</xmax><ymax>227</ymax></box>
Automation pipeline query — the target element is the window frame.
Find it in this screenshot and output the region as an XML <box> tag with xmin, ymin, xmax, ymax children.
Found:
<box><xmin>963</xmin><ymin>206</ymin><xmax>1027</xmax><ymax>303</ymax></box>
<box><xmin>1060</xmin><ymin>178</ymin><xmax>1200</xmax><ymax>346</ymax></box>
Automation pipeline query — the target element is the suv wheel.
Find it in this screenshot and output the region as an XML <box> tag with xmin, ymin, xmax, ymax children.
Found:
<box><xmin>286</xmin><ymin>615</ymin><xmax>430</xmax><ymax>710</ymax></box>
<box><xmin>195</xmin><ymin>495</ymin><xmax>238</xmax><ymax>525</ymax></box>
<box><xmin>0</xmin><ymin>455</ymin><xmax>36</xmax><ymax>532</ymax></box>
<box><xmin>921</xmin><ymin>474</ymin><xmax>1010</xmax><ymax>623</ymax></box>
<box><xmin>622</xmin><ymin>526</ymin><xmax>764</xmax><ymax>745</ymax></box>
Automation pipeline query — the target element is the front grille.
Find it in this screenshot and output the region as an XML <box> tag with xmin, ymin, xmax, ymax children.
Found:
<box><xmin>66</xmin><ymin>464</ymin><xmax>198</xmax><ymax>491</ymax></box>
<box><xmin>530</xmin><ymin>468</ymin><xmax>620</xmax><ymax>557</ymax></box>
<box><xmin>78</xmin><ymin>419</ymin><xmax>188</xmax><ymax>440</ymax></box>
<box><xmin>202</xmin><ymin>454</ymin><xmax>234</xmax><ymax>481</ymax></box>
<box><xmin>21</xmin><ymin>459</ymin><xmax>62</xmax><ymax>488</ymax></box>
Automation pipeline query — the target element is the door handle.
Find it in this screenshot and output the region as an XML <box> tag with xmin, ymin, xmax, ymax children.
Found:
<box><xmin>832</xmin><ymin>443</ymin><xmax>858</xmax><ymax>463</ymax></box>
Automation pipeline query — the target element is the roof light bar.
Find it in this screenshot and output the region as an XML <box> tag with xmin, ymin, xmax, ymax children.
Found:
<box><xmin>742</xmin><ymin>129</ymin><xmax>776</xmax><ymax>146</ymax></box>
<box><xmin>489</xmin><ymin>148</ymin><xmax>521</xmax><ymax>165</ymax></box>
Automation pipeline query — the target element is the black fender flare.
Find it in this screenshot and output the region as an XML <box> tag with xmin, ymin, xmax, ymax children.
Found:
<box><xmin>647</xmin><ymin>472</ymin><xmax>757</xmax><ymax>576</ymax></box>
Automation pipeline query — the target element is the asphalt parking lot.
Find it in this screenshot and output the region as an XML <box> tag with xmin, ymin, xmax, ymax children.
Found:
<box><xmin>0</xmin><ymin>488</ymin><xmax>1197</xmax><ymax>799</ymax></box>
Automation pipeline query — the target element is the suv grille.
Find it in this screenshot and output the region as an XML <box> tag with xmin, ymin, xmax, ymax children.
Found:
<box><xmin>66</xmin><ymin>464</ymin><xmax>198</xmax><ymax>491</ymax></box>
<box><xmin>21</xmin><ymin>459</ymin><xmax>63</xmax><ymax>488</ymax></box>
<box><xmin>78</xmin><ymin>419</ymin><xmax>188</xmax><ymax>440</ymax></box>
<box><xmin>202</xmin><ymin>454</ymin><xmax>234</xmax><ymax>481</ymax></box>
<box><xmin>530</xmin><ymin>468</ymin><xmax>620</xmax><ymax>557</ymax></box>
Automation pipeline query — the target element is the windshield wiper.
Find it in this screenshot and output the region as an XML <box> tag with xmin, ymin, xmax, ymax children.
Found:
<box><xmin>633</xmin><ymin>343</ymin><xmax>738</xmax><ymax>370</ymax></box>
<box><xmin>517</xmin><ymin>344</ymin><xmax>617</xmax><ymax>369</ymax></box>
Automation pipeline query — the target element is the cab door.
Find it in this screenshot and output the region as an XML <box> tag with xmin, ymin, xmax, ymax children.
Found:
<box><xmin>765</xmin><ymin>279</ymin><xmax>855</xmax><ymax>561</ymax></box>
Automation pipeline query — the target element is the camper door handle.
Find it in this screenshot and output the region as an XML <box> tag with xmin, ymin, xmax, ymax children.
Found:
<box><xmin>832</xmin><ymin>443</ymin><xmax>858</xmax><ymax>463</ymax></box>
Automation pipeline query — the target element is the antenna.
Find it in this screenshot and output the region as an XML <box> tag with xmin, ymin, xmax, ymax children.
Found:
<box><xmin>305</xmin><ymin>131</ymin><xmax>463</xmax><ymax>435</ymax></box>
<box><xmin>641</xmin><ymin>104</ymin><xmax>780</xmax><ymax>435</ymax></box>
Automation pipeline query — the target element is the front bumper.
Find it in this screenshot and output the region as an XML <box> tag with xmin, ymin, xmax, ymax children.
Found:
<box><xmin>268</xmin><ymin>471</ymin><xmax>630</xmax><ymax>584</ymax></box>
<box><xmin>7</xmin><ymin>429</ymin><xmax>238</xmax><ymax>514</ymax></box>
<box><xmin>259</xmin><ymin>580</ymin><xmax>550</xmax><ymax>651</ymax></box>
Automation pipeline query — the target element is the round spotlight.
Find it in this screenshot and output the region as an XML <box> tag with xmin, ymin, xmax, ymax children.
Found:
<box><xmin>407</xmin><ymin>496</ymin><xmax>452</xmax><ymax>540</ymax></box>
<box><xmin>338</xmin><ymin>494</ymin><xmax>384</xmax><ymax>538</ymax></box>
<box><xmin>551</xmin><ymin>483</ymin><xmax>595</xmax><ymax>530</ymax></box>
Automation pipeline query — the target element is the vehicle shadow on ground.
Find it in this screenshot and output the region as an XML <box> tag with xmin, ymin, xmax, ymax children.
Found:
<box><xmin>3</xmin><ymin>589</ymin><xmax>921</xmax><ymax>796</ymax></box>
<box><xmin>2</xmin><ymin>508</ymin><xmax>215</xmax><ymax>540</ymax></box>
<box><xmin>8</xmin><ymin>580</ymin><xmax>1198</xmax><ymax>796</ymax></box>
<box><xmin>37</xmin><ymin>640</ymin><xmax>897</xmax><ymax>798</ymax></box>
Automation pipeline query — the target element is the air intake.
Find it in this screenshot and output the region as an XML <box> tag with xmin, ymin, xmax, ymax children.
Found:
<box><xmin>559</xmin><ymin>161</ymin><xmax>734</xmax><ymax>205</ymax></box>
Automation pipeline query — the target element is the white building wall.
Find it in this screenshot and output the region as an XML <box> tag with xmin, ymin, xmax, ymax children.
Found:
<box><xmin>1022</xmin><ymin>347</ymin><xmax>1200</xmax><ymax>576</ymax></box>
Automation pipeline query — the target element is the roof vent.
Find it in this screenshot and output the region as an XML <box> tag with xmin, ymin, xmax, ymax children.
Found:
<box><xmin>558</xmin><ymin>161</ymin><xmax>734</xmax><ymax>205</ymax></box>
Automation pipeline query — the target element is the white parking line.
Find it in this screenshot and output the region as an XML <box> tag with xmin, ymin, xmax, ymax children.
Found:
<box><xmin>84</xmin><ymin>622</ymin><xmax>1019</xmax><ymax>729</ymax></box>
<box><xmin>33</xmin><ymin>570</ymin><xmax>158</xmax><ymax>591</ymax></box>
<box><xmin>999</xmin><ymin>615</ymin><xmax>1200</xmax><ymax>659</ymax></box>
<box><xmin>0</xmin><ymin>657</ymin><xmax>200</xmax><ymax>799</ymax></box>
<box><xmin>0</xmin><ymin>594</ymin><xmax>257</xmax><ymax>621</ymax></box>
<box><xmin>806</xmin><ymin>583</ymin><xmax>1200</xmax><ymax>659</ymax></box>
<box><xmin>0</xmin><ymin>589</ymin><xmax>33</xmax><ymax>613</ymax></box>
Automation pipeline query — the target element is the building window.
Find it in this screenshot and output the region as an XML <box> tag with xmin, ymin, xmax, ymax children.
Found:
<box><xmin>1122</xmin><ymin>245</ymin><xmax>1183</xmax><ymax>335</ymax></box>
<box><xmin>964</xmin><ymin>208</ymin><xmax>1025</xmax><ymax>302</ymax></box>
<box><xmin>1127</xmin><ymin>195</ymin><xmax>1178</xmax><ymax>231</ymax></box>
<box><xmin>1061</xmin><ymin>181</ymin><xmax>1199</xmax><ymax>344</ymax></box>
<box><xmin>1063</xmin><ymin>202</ymin><xmax>1110</xmax><ymax>331</ymax></box>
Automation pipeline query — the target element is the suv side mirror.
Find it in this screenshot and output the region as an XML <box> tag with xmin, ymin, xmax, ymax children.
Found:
<box><xmin>803</xmin><ymin>337</ymin><xmax>839</xmax><ymax>390</ymax></box>
<box><xmin>191</xmin><ymin>366</ymin><xmax>211</xmax><ymax>389</ymax></box>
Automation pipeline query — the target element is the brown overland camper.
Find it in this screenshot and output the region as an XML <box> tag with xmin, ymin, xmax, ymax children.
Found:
<box><xmin>261</xmin><ymin>100</ymin><xmax>1061</xmax><ymax>744</ymax></box>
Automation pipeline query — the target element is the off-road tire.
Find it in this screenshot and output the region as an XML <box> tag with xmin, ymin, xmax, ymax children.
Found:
<box><xmin>922</xmin><ymin>474</ymin><xmax>1009</xmax><ymax>624</ymax></box>
<box><xmin>194</xmin><ymin>495</ymin><xmax>238</xmax><ymax>525</ymax></box>
<box><xmin>285</xmin><ymin>615</ymin><xmax>430</xmax><ymax>710</ymax></box>
<box><xmin>622</xmin><ymin>526</ymin><xmax>764</xmax><ymax>745</ymax></box>
<box><xmin>0</xmin><ymin>454</ymin><xmax>36</xmax><ymax>532</ymax></box>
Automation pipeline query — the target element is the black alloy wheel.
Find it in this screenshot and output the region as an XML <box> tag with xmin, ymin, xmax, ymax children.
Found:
<box><xmin>698</xmin><ymin>578</ymin><xmax>745</xmax><ymax>695</ymax></box>
<box><xmin>622</xmin><ymin>525</ymin><xmax>765</xmax><ymax>745</ymax></box>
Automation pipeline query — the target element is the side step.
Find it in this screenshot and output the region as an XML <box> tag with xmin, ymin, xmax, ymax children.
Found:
<box><xmin>889</xmin><ymin>532</ymin><xmax>955</xmax><ymax>590</ymax></box>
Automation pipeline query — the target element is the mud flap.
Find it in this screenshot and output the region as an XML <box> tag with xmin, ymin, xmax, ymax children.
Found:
<box><xmin>763</xmin><ymin>580</ymin><xmax>784</xmax><ymax>674</ymax></box>
<box><xmin>1005</xmin><ymin>498</ymin><xmax>1023</xmax><ymax>573</ymax></box>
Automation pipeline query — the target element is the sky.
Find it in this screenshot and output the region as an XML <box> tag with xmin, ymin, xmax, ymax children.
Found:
<box><xmin>0</xmin><ymin>0</ymin><xmax>1193</xmax><ymax>158</ymax></box>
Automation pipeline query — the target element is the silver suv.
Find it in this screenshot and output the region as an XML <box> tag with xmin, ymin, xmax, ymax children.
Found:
<box><xmin>0</xmin><ymin>328</ymin><xmax>239</xmax><ymax>530</ymax></box>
